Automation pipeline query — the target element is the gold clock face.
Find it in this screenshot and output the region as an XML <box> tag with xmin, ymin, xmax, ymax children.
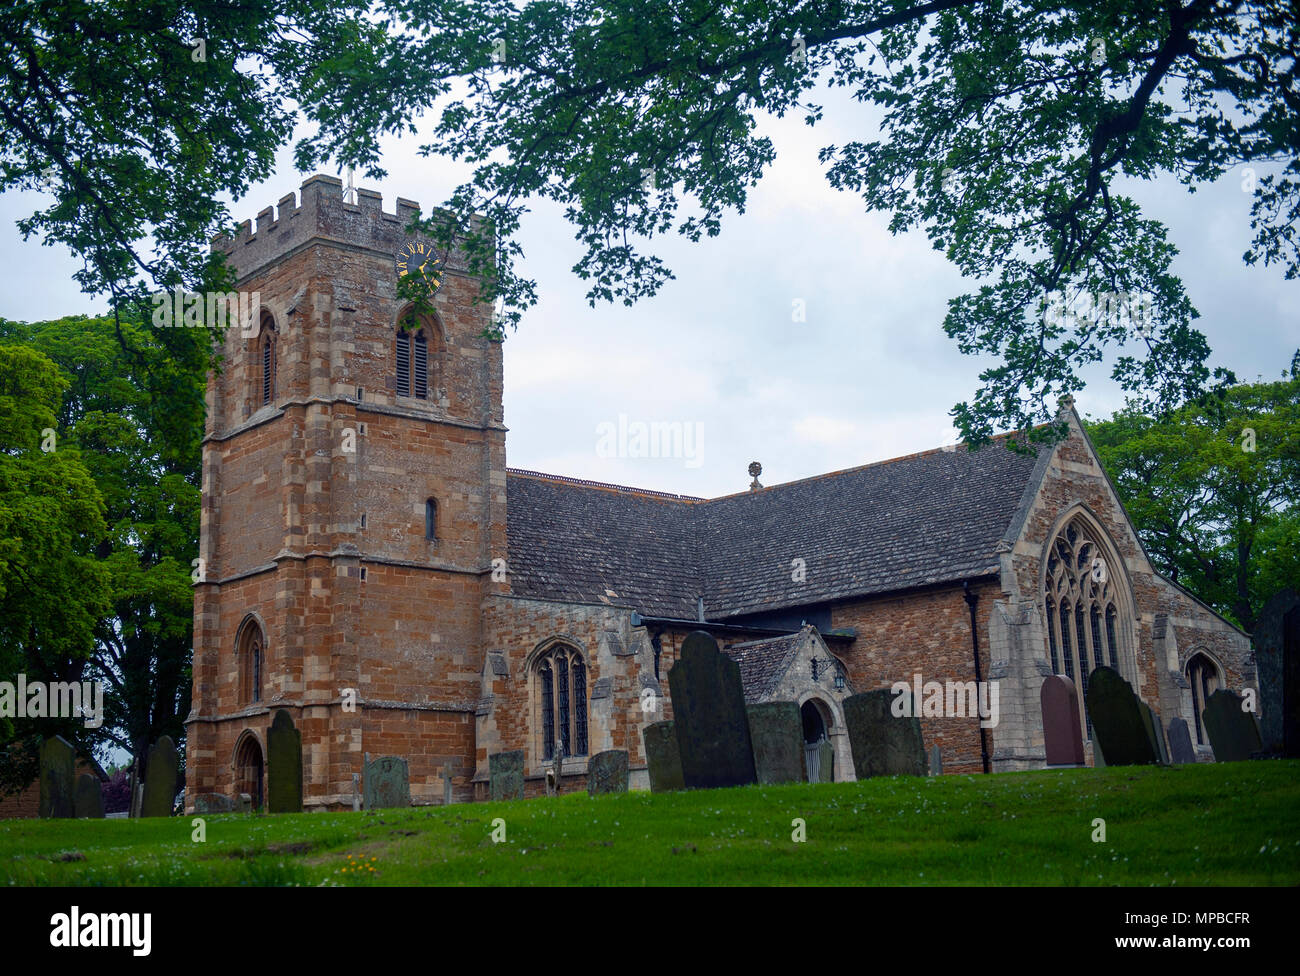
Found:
<box><xmin>395</xmin><ymin>241</ymin><xmax>443</xmax><ymax>294</ymax></box>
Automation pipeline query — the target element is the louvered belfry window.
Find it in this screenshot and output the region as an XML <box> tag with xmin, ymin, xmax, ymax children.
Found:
<box><xmin>260</xmin><ymin>315</ymin><xmax>276</xmax><ymax>405</ymax></box>
<box><xmin>537</xmin><ymin>645</ymin><xmax>589</xmax><ymax>761</ymax></box>
<box><xmin>396</xmin><ymin>315</ymin><xmax>429</xmax><ymax>400</ymax></box>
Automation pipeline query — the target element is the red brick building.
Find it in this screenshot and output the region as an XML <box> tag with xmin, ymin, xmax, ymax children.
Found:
<box><xmin>184</xmin><ymin>176</ymin><xmax>1253</xmax><ymax>810</ymax></box>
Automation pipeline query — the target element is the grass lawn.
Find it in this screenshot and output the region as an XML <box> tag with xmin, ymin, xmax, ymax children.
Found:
<box><xmin>2</xmin><ymin>762</ymin><xmax>1297</xmax><ymax>885</ymax></box>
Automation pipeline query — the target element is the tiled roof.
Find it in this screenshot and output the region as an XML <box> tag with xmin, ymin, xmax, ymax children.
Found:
<box><xmin>724</xmin><ymin>633</ymin><xmax>804</xmax><ymax>703</ymax></box>
<box><xmin>505</xmin><ymin>438</ymin><xmax>1046</xmax><ymax>619</ymax></box>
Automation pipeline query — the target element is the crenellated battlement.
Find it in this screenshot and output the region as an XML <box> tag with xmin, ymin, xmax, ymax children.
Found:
<box><xmin>213</xmin><ymin>174</ymin><xmax>475</xmax><ymax>283</ymax></box>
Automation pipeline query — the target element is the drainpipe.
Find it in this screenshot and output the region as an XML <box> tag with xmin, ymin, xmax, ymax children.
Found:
<box><xmin>963</xmin><ymin>581</ymin><xmax>991</xmax><ymax>775</ymax></box>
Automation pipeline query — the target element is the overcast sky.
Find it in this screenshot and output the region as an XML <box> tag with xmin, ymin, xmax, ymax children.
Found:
<box><xmin>2</xmin><ymin>83</ymin><xmax>1295</xmax><ymax>499</ymax></box>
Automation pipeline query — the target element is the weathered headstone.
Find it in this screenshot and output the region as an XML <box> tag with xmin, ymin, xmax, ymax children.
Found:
<box><xmin>818</xmin><ymin>739</ymin><xmax>834</xmax><ymax>782</ymax></box>
<box><xmin>746</xmin><ymin>702</ymin><xmax>804</xmax><ymax>785</ymax></box>
<box><xmin>141</xmin><ymin>735</ymin><xmax>179</xmax><ymax>817</ymax></box>
<box><xmin>488</xmin><ymin>749</ymin><xmax>525</xmax><ymax>801</ymax></box>
<box><xmin>587</xmin><ymin>749</ymin><xmax>629</xmax><ymax>795</ymax></box>
<box><xmin>1167</xmin><ymin>717</ymin><xmax>1197</xmax><ymax>764</ymax></box>
<box><xmin>443</xmin><ymin>764</ymin><xmax>454</xmax><ymax>805</ymax></box>
<box><xmin>235</xmin><ymin>793</ymin><xmax>253</xmax><ymax>813</ymax></box>
<box><xmin>1254</xmin><ymin>588</ymin><xmax>1300</xmax><ymax>758</ymax></box>
<box><xmin>38</xmin><ymin>736</ymin><xmax>76</xmax><ymax>819</ymax></box>
<box><xmin>1136</xmin><ymin>702</ymin><xmax>1168</xmax><ymax>766</ymax></box>
<box><xmin>642</xmin><ymin>721</ymin><xmax>685</xmax><ymax>792</ymax></box>
<box><xmin>73</xmin><ymin>773</ymin><xmax>104</xmax><ymax>819</ymax></box>
<box><xmin>266</xmin><ymin>710</ymin><xmax>303</xmax><ymax>813</ymax></box>
<box><xmin>352</xmin><ymin>773</ymin><xmax>361</xmax><ymax>812</ymax></box>
<box><xmin>1085</xmin><ymin>667</ymin><xmax>1158</xmax><ymax>766</ymax></box>
<box><xmin>843</xmin><ymin>689</ymin><xmax>927</xmax><ymax>778</ymax></box>
<box><xmin>193</xmin><ymin>792</ymin><xmax>233</xmax><ymax>814</ymax></box>
<box><xmin>363</xmin><ymin>754</ymin><xmax>411</xmax><ymax>809</ymax></box>
<box><xmin>669</xmin><ymin>631</ymin><xmax>757</xmax><ymax>788</ymax></box>
<box><xmin>1202</xmin><ymin>689</ymin><xmax>1263</xmax><ymax>762</ymax></box>
<box><xmin>929</xmin><ymin>743</ymin><xmax>943</xmax><ymax>777</ymax></box>
<box><xmin>1151</xmin><ymin>709</ymin><xmax>1170</xmax><ymax>765</ymax></box>
<box><xmin>1041</xmin><ymin>675</ymin><xmax>1085</xmax><ymax>766</ymax></box>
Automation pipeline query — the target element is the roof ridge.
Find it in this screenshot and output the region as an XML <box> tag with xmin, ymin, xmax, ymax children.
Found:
<box><xmin>505</xmin><ymin>468</ymin><xmax>705</xmax><ymax>502</ymax></box>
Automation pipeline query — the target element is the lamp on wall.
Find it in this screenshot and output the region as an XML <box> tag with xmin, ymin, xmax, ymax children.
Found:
<box><xmin>811</xmin><ymin>657</ymin><xmax>823</xmax><ymax>681</ymax></box>
<box><xmin>833</xmin><ymin>665</ymin><xmax>846</xmax><ymax>691</ymax></box>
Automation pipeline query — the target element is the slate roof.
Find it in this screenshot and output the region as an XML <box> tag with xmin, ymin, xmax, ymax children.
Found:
<box><xmin>505</xmin><ymin>437</ymin><xmax>1047</xmax><ymax>620</ymax></box>
<box><xmin>724</xmin><ymin>633</ymin><xmax>804</xmax><ymax>703</ymax></box>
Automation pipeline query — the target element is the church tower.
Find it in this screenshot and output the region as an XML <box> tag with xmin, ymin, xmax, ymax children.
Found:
<box><xmin>185</xmin><ymin>175</ymin><xmax>506</xmax><ymax>810</ymax></box>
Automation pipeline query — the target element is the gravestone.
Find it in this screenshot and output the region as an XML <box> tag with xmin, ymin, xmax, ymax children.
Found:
<box><xmin>1041</xmin><ymin>675</ymin><xmax>1085</xmax><ymax>766</ymax></box>
<box><xmin>352</xmin><ymin>773</ymin><xmax>361</xmax><ymax>812</ymax></box>
<box><xmin>818</xmin><ymin>739</ymin><xmax>834</xmax><ymax>782</ymax></box>
<box><xmin>1254</xmin><ymin>588</ymin><xmax>1300</xmax><ymax>757</ymax></box>
<box><xmin>1151</xmin><ymin>709</ymin><xmax>1170</xmax><ymax>765</ymax></box>
<box><xmin>668</xmin><ymin>631</ymin><xmax>757</xmax><ymax>788</ymax></box>
<box><xmin>1167</xmin><ymin>717</ymin><xmax>1197</xmax><ymax>764</ymax></box>
<box><xmin>746</xmin><ymin>702</ymin><xmax>804</xmax><ymax>785</ymax></box>
<box><xmin>266</xmin><ymin>710</ymin><xmax>303</xmax><ymax>813</ymax></box>
<box><xmin>363</xmin><ymin>754</ymin><xmax>411</xmax><ymax>809</ymax></box>
<box><xmin>73</xmin><ymin>774</ymin><xmax>104</xmax><ymax>819</ymax></box>
<box><xmin>929</xmin><ymin>743</ymin><xmax>943</xmax><ymax>777</ymax></box>
<box><xmin>1136</xmin><ymin>702</ymin><xmax>1168</xmax><ymax>766</ymax></box>
<box><xmin>235</xmin><ymin>793</ymin><xmax>253</xmax><ymax>813</ymax></box>
<box><xmin>141</xmin><ymin>735</ymin><xmax>179</xmax><ymax>817</ymax></box>
<box><xmin>843</xmin><ymin>689</ymin><xmax>927</xmax><ymax>778</ymax></box>
<box><xmin>643</xmin><ymin>721</ymin><xmax>685</xmax><ymax>793</ymax></box>
<box><xmin>193</xmin><ymin>793</ymin><xmax>233</xmax><ymax>814</ymax></box>
<box><xmin>443</xmin><ymin>765</ymin><xmax>454</xmax><ymax>806</ymax></box>
<box><xmin>1201</xmin><ymin>689</ymin><xmax>1263</xmax><ymax>762</ymax></box>
<box><xmin>587</xmin><ymin>750</ymin><xmax>629</xmax><ymax>795</ymax></box>
<box><xmin>1084</xmin><ymin>667</ymin><xmax>1157</xmax><ymax>766</ymax></box>
<box><xmin>38</xmin><ymin>736</ymin><xmax>76</xmax><ymax>818</ymax></box>
<box><xmin>488</xmin><ymin>750</ymin><xmax>525</xmax><ymax>801</ymax></box>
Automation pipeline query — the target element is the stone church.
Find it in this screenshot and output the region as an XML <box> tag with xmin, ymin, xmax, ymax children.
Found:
<box><xmin>184</xmin><ymin>175</ymin><xmax>1254</xmax><ymax>810</ymax></box>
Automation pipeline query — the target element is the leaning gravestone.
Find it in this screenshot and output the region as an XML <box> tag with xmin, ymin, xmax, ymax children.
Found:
<box><xmin>1085</xmin><ymin>667</ymin><xmax>1158</xmax><ymax>766</ymax></box>
<box><xmin>73</xmin><ymin>773</ymin><xmax>104</xmax><ymax>819</ymax></box>
<box><xmin>266</xmin><ymin>710</ymin><xmax>303</xmax><ymax>813</ymax></box>
<box><xmin>643</xmin><ymin>721</ymin><xmax>685</xmax><ymax>792</ymax></box>
<box><xmin>38</xmin><ymin>736</ymin><xmax>76</xmax><ymax>819</ymax></box>
<box><xmin>587</xmin><ymin>750</ymin><xmax>629</xmax><ymax>796</ymax></box>
<box><xmin>1137</xmin><ymin>702</ymin><xmax>1168</xmax><ymax>766</ymax></box>
<box><xmin>1167</xmin><ymin>717</ymin><xmax>1197</xmax><ymax>764</ymax></box>
<box><xmin>363</xmin><ymin>754</ymin><xmax>411</xmax><ymax>809</ymax></box>
<box><xmin>669</xmin><ymin>631</ymin><xmax>757</xmax><ymax>789</ymax></box>
<box><xmin>1202</xmin><ymin>689</ymin><xmax>1263</xmax><ymax>762</ymax></box>
<box><xmin>1254</xmin><ymin>588</ymin><xmax>1300</xmax><ymax>758</ymax></box>
<box><xmin>843</xmin><ymin>689</ymin><xmax>927</xmax><ymax>778</ymax></box>
<box><xmin>818</xmin><ymin>739</ymin><xmax>834</xmax><ymax>782</ymax></box>
<box><xmin>746</xmin><ymin>702</ymin><xmax>804</xmax><ymax>785</ymax></box>
<box><xmin>1041</xmin><ymin>675</ymin><xmax>1085</xmax><ymax>766</ymax></box>
<box><xmin>488</xmin><ymin>750</ymin><xmax>525</xmax><ymax>801</ymax></box>
<box><xmin>141</xmin><ymin>735</ymin><xmax>179</xmax><ymax>817</ymax></box>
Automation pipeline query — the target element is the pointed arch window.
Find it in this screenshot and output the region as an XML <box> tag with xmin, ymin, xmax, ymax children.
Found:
<box><xmin>1044</xmin><ymin>515</ymin><xmax>1129</xmax><ymax>743</ymax></box>
<box><xmin>396</xmin><ymin>314</ymin><xmax>431</xmax><ymax>399</ymax></box>
<box><xmin>534</xmin><ymin>645</ymin><xmax>588</xmax><ymax>761</ymax></box>
<box><xmin>238</xmin><ymin>619</ymin><xmax>265</xmax><ymax>705</ymax></box>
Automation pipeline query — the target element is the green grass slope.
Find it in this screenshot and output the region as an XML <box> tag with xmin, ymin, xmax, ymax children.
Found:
<box><xmin>2</xmin><ymin>763</ymin><xmax>1297</xmax><ymax>886</ymax></box>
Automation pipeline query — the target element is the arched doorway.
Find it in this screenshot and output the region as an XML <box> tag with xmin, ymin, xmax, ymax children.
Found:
<box><xmin>1186</xmin><ymin>652</ymin><xmax>1222</xmax><ymax>747</ymax></box>
<box><xmin>801</xmin><ymin>700</ymin><xmax>832</xmax><ymax>782</ymax></box>
<box><xmin>235</xmin><ymin>735</ymin><xmax>264</xmax><ymax>810</ymax></box>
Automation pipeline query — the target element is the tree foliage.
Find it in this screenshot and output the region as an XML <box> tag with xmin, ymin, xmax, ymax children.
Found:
<box><xmin>5</xmin><ymin>1</ymin><xmax>1296</xmax><ymax>441</ymax></box>
<box><xmin>0</xmin><ymin>315</ymin><xmax>202</xmax><ymax>791</ymax></box>
<box><xmin>1088</xmin><ymin>350</ymin><xmax>1300</xmax><ymax>631</ymax></box>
